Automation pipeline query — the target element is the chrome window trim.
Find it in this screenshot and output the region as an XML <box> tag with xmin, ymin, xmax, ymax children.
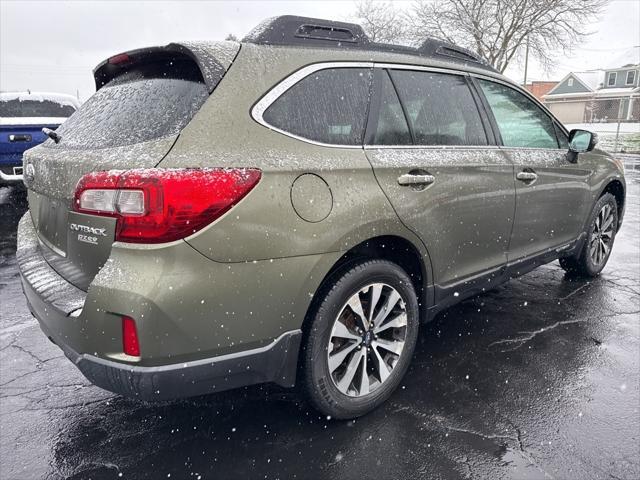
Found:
<box><xmin>373</xmin><ymin>62</ymin><xmax>468</xmax><ymax>76</ymax></box>
<box><xmin>467</xmin><ymin>71</ymin><xmax>543</xmax><ymax>102</ymax></box>
<box><xmin>363</xmin><ymin>145</ymin><xmax>565</xmax><ymax>153</ymax></box>
<box><xmin>374</xmin><ymin>64</ymin><xmax>492</xmax><ymax>149</ymax></box>
<box><xmin>469</xmin><ymin>73</ymin><xmax>568</xmax><ymax>148</ymax></box>
<box><xmin>251</xmin><ymin>61</ymin><xmax>374</xmax><ymax>149</ymax></box>
<box><xmin>364</xmin><ymin>144</ymin><xmax>502</xmax><ymax>151</ymax></box>
<box><xmin>250</xmin><ymin>60</ymin><xmax>524</xmax><ymax>150</ymax></box>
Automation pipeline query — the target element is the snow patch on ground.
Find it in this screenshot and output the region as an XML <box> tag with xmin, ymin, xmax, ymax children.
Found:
<box><xmin>565</xmin><ymin>123</ymin><xmax>640</xmax><ymax>135</ymax></box>
<box><xmin>566</xmin><ymin>123</ymin><xmax>640</xmax><ymax>153</ymax></box>
<box><xmin>0</xmin><ymin>187</ymin><xmax>13</xmax><ymax>205</ymax></box>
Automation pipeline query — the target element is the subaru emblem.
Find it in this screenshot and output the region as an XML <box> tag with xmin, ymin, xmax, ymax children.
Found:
<box><xmin>24</xmin><ymin>163</ymin><xmax>35</xmax><ymax>183</ymax></box>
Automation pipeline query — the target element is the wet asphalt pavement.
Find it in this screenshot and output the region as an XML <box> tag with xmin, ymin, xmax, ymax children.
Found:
<box><xmin>1</xmin><ymin>165</ymin><xmax>639</xmax><ymax>480</ymax></box>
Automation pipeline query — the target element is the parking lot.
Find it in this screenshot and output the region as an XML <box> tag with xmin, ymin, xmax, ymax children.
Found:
<box><xmin>1</xmin><ymin>164</ymin><xmax>639</xmax><ymax>480</ymax></box>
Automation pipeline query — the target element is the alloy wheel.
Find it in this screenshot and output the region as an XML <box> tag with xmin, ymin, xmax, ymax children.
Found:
<box><xmin>326</xmin><ymin>283</ymin><xmax>408</xmax><ymax>397</ymax></box>
<box><xmin>589</xmin><ymin>203</ymin><xmax>615</xmax><ymax>266</ymax></box>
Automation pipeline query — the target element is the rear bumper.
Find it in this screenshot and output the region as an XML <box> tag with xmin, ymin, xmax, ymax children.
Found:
<box><xmin>20</xmin><ymin>254</ymin><xmax>302</xmax><ymax>400</ymax></box>
<box><xmin>20</xmin><ymin>249</ymin><xmax>301</xmax><ymax>400</ymax></box>
<box><xmin>56</xmin><ymin>330</ymin><xmax>301</xmax><ymax>401</ymax></box>
<box><xmin>17</xmin><ymin>212</ymin><xmax>305</xmax><ymax>400</ymax></box>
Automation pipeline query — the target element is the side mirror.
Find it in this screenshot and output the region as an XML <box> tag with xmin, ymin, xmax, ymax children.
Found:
<box><xmin>568</xmin><ymin>129</ymin><xmax>598</xmax><ymax>153</ymax></box>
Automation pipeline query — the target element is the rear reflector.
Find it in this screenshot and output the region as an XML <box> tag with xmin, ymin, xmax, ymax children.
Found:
<box><xmin>122</xmin><ymin>316</ymin><xmax>140</xmax><ymax>357</ymax></box>
<box><xmin>73</xmin><ymin>168</ymin><xmax>261</xmax><ymax>243</ymax></box>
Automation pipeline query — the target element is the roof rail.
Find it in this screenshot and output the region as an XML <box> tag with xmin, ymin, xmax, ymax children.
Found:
<box><xmin>243</xmin><ymin>15</ymin><xmax>370</xmax><ymax>48</ymax></box>
<box><xmin>418</xmin><ymin>37</ymin><xmax>489</xmax><ymax>66</ymax></box>
<box><xmin>243</xmin><ymin>16</ymin><xmax>497</xmax><ymax>73</ymax></box>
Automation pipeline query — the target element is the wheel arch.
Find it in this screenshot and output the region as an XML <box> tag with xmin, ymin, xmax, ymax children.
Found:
<box><xmin>301</xmin><ymin>235</ymin><xmax>432</xmax><ymax>338</ymax></box>
<box><xmin>599</xmin><ymin>178</ymin><xmax>625</xmax><ymax>229</ymax></box>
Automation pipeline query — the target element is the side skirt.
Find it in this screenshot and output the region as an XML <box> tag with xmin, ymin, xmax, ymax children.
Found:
<box><xmin>424</xmin><ymin>234</ymin><xmax>585</xmax><ymax>322</ymax></box>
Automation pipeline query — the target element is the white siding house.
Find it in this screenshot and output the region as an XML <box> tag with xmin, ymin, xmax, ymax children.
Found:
<box><xmin>543</xmin><ymin>47</ymin><xmax>640</xmax><ymax>124</ymax></box>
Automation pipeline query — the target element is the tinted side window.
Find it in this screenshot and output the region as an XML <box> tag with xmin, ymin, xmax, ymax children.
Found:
<box><xmin>263</xmin><ymin>68</ymin><xmax>372</xmax><ymax>146</ymax></box>
<box><xmin>478</xmin><ymin>80</ymin><xmax>559</xmax><ymax>149</ymax></box>
<box><xmin>372</xmin><ymin>71</ymin><xmax>412</xmax><ymax>145</ymax></box>
<box><xmin>389</xmin><ymin>70</ymin><xmax>487</xmax><ymax>146</ymax></box>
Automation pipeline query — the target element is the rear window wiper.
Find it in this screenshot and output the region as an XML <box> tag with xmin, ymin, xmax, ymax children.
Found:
<box><xmin>42</xmin><ymin>127</ymin><xmax>61</xmax><ymax>144</ymax></box>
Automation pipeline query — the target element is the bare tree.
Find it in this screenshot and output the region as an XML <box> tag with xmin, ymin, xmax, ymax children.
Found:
<box><xmin>409</xmin><ymin>0</ymin><xmax>608</xmax><ymax>72</ymax></box>
<box><xmin>354</xmin><ymin>0</ymin><xmax>409</xmax><ymax>44</ymax></box>
<box><xmin>354</xmin><ymin>0</ymin><xmax>608</xmax><ymax>73</ymax></box>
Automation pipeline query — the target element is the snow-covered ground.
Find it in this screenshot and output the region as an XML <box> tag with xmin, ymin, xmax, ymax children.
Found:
<box><xmin>565</xmin><ymin>123</ymin><xmax>640</xmax><ymax>134</ymax></box>
<box><xmin>0</xmin><ymin>187</ymin><xmax>14</xmax><ymax>205</ymax></box>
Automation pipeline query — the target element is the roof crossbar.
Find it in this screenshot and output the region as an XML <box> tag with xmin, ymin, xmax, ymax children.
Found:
<box><xmin>242</xmin><ymin>16</ymin><xmax>497</xmax><ymax>73</ymax></box>
<box><xmin>243</xmin><ymin>16</ymin><xmax>370</xmax><ymax>48</ymax></box>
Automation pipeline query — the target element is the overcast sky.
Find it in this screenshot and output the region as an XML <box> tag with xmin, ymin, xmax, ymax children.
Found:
<box><xmin>1</xmin><ymin>0</ymin><xmax>638</xmax><ymax>100</ymax></box>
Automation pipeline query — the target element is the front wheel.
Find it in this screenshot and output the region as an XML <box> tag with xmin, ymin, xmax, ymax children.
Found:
<box><xmin>560</xmin><ymin>193</ymin><xmax>618</xmax><ymax>277</ymax></box>
<box><xmin>302</xmin><ymin>260</ymin><xmax>419</xmax><ymax>419</ymax></box>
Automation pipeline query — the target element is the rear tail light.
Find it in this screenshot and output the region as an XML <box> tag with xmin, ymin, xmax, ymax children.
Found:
<box><xmin>122</xmin><ymin>315</ymin><xmax>140</xmax><ymax>357</ymax></box>
<box><xmin>73</xmin><ymin>168</ymin><xmax>261</xmax><ymax>243</ymax></box>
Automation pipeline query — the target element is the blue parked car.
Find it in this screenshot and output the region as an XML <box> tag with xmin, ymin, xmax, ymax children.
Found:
<box><xmin>0</xmin><ymin>92</ymin><xmax>79</xmax><ymax>184</ymax></box>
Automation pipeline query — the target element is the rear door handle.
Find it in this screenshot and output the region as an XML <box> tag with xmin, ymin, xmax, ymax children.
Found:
<box><xmin>516</xmin><ymin>171</ymin><xmax>538</xmax><ymax>182</ymax></box>
<box><xmin>397</xmin><ymin>173</ymin><xmax>435</xmax><ymax>186</ymax></box>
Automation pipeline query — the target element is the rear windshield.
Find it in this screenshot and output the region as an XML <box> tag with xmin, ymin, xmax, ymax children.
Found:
<box><xmin>52</xmin><ymin>59</ymin><xmax>209</xmax><ymax>149</ymax></box>
<box><xmin>0</xmin><ymin>99</ymin><xmax>76</xmax><ymax>118</ymax></box>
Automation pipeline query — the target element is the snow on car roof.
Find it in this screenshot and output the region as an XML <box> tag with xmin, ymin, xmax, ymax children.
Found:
<box><xmin>0</xmin><ymin>91</ymin><xmax>81</xmax><ymax>108</ymax></box>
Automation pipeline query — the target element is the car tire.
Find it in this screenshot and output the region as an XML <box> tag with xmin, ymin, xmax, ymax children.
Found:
<box><xmin>301</xmin><ymin>260</ymin><xmax>419</xmax><ymax>419</ymax></box>
<box><xmin>559</xmin><ymin>193</ymin><xmax>618</xmax><ymax>277</ymax></box>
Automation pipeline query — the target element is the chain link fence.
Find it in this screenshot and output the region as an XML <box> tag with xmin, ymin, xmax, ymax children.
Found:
<box><xmin>577</xmin><ymin>96</ymin><xmax>640</xmax><ymax>154</ymax></box>
<box><xmin>584</xmin><ymin>96</ymin><xmax>639</xmax><ymax>124</ymax></box>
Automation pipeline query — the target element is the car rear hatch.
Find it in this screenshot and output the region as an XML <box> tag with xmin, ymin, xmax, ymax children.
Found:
<box><xmin>23</xmin><ymin>41</ymin><xmax>240</xmax><ymax>291</ymax></box>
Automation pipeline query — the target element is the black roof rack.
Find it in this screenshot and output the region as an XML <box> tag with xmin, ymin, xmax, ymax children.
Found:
<box><xmin>242</xmin><ymin>15</ymin><xmax>497</xmax><ymax>73</ymax></box>
<box><xmin>418</xmin><ymin>38</ymin><xmax>487</xmax><ymax>66</ymax></box>
<box><xmin>243</xmin><ymin>16</ymin><xmax>369</xmax><ymax>48</ymax></box>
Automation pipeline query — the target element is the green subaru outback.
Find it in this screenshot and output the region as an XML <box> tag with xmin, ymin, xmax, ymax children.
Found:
<box><xmin>17</xmin><ymin>16</ymin><xmax>625</xmax><ymax>419</ymax></box>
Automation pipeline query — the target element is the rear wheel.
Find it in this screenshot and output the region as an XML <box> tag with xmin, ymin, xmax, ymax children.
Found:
<box><xmin>302</xmin><ymin>260</ymin><xmax>419</xmax><ymax>419</ymax></box>
<box><xmin>560</xmin><ymin>193</ymin><xmax>618</xmax><ymax>277</ymax></box>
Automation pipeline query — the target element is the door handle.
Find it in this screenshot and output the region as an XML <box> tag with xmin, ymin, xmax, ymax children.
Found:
<box><xmin>397</xmin><ymin>173</ymin><xmax>435</xmax><ymax>186</ymax></box>
<box><xmin>9</xmin><ymin>134</ymin><xmax>32</xmax><ymax>143</ymax></box>
<box><xmin>516</xmin><ymin>171</ymin><xmax>538</xmax><ymax>182</ymax></box>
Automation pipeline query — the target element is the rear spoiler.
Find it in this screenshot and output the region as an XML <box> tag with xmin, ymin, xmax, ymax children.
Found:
<box><xmin>92</xmin><ymin>41</ymin><xmax>240</xmax><ymax>93</ymax></box>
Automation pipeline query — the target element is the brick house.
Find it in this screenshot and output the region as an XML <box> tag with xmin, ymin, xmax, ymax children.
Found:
<box><xmin>525</xmin><ymin>81</ymin><xmax>558</xmax><ymax>101</ymax></box>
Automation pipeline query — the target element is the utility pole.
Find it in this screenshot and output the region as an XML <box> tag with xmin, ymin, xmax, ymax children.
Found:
<box><xmin>523</xmin><ymin>36</ymin><xmax>530</xmax><ymax>87</ymax></box>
